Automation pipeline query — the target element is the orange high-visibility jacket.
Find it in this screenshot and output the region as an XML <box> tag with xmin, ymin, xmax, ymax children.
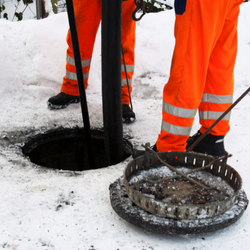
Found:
<box><xmin>61</xmin><ymin>0</ymin><xmax>136</xmax><ymax>105</ymax></box>
<box><xmin>156</xmin><ymin>0</ymin><xmax>244</xmax><ymax>152</ymax></box>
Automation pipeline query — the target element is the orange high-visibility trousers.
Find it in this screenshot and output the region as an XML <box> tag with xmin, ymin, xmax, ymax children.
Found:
<box><xmin>156</xmin><ymin>0</ymin><xmax>244</xmax><ymax>152</ymax></box>
<box><xmin>61</xmin><ymin>0</ymin><xmax>136</xmax><ymax>105</ymax></box>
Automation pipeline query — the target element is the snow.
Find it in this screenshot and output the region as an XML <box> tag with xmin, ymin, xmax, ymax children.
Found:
<box><xmin>0</xmin><ymin>3</ymin><xmax>250</xmax><ymax>250</ymax></box>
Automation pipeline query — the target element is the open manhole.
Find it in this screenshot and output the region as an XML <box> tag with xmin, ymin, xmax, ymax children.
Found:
<box><xmin>22</xmin><ymin>127</ymin><xmax>132</xmax><ymax>171</ymax></box>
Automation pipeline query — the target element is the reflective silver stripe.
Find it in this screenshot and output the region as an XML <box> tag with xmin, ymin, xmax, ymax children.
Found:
<box><xmin>199</xmin><ymin>111</ymin><xmax>231</xmax><ymax>121</ymax></box>
<box><xmin>66</xmin><ymin>71</ymin><xmax>89</xmax><ymax>81</ymax></box>
<box><xmin>201</xmin><ymin>93</ymin><xmax>233</xmax><ymax>104</ymax></box>
<box><xmin>121</xmin><ymin>78</ymin><xmax>132</xmax><ymax>86</ymax></box>
<box><xmin>161</xmin><ymin>120</ymin><xmax>192</xmax><ymax>136</ymax></box>
<box><xmin>216</xmin><ymin>139</ymin><xmax>224</xmax><ymax>143</ymax></box>
<box><xmin>121</xmin><ymin>64</ymin><xmax>134</xmax><ymax>72</ymax></box>
<box><xmin>66</xmin><ymin>55</ymin><xmax>91</xmax><ymax>67</ymax></box>
<box><xmin>163</xmin><ymin>101</ymin><xmax>197</xmax><ymax>119</ymax></box>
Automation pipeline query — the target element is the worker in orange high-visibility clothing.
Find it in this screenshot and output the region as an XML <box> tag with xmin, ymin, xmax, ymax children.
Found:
<box><xmin>154</xmin><ymin>0</ymin><xmax>245</xmax><ymax>157</ymax></box>
<box><xmin>47</xmin><ymin>0</ymin><xmax>136</xmax><ymax>123</ymax></box>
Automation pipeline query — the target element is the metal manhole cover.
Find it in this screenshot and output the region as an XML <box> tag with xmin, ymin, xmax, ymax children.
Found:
<box><xmin>124</xmin><ymin>151</ymin><xmax>242</xmax><ymax>220</ymax></box>
<box><xmin>109</xmin><ymin>177</ymin><xmax>248</xmax><ymax>235</ymax></box>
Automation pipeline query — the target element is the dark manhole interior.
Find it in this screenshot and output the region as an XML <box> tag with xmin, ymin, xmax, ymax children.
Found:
<box><xmin>22</xmin><ymin>127</ymin><xmax>132</xmax><ymax>171</ymax></box>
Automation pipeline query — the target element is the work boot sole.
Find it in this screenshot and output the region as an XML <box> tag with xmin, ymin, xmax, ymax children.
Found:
<box><xmin>47</xmin><ymin>99</ymin><xmax>79</xmax><ymax>110</ymax></box>
<box><xmin>123</xmin><ymin>117</ymin><xmax>136</xmax><ymax>123</ymax></box>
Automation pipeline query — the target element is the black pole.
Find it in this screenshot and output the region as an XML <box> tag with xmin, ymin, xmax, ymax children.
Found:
<box><xmin>65</xmin><ymin>0</ymin><xmax>95</xmax><ymax>168</ymax></box>
<box><xmin>101</xmin><ymin>0</ymin><xmax>124</xmax><ymax>165</ymax></box>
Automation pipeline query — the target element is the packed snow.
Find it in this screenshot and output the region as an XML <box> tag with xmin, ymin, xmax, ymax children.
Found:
<box><xmin>0</xmin><ymin>2</ymin><xmax>250</xmax><ymax>250</ymax></box>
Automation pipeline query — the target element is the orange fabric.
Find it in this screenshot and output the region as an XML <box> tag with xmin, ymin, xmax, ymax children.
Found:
<box><xmin>121</xmin><ymin>1</ymin><xmax>136</xmax><ymax>105</ymax></box>
<box><xmin>156</xmin><ymin>0</ymin><xmax>244</xmax><ymax>152</ymax></box>
<box><xmin>61</xmin><ymin>0</ymin><xmax>136</xmax><ymax>105</ymax></box>
<box><xmin>122</xmin><ymin>85</ymin><xmax>132</xmax><ymax>105</ymax></box>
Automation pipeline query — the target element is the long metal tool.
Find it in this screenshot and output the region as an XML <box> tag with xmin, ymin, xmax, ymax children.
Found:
<box><xmin>65</xmin><ymin>0</ymin><xmax>95</xmax><ymax>168</ymax></box>
<box><xmin>187</xmin><ymin>86</ymin><xmax>250</xmax><ymax>152</ymax></box>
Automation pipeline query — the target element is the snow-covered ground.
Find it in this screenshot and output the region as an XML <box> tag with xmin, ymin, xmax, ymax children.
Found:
<box><xmin>0</xmin><ymin>3</ymin><xmax>250</xmax><ymax>250</ymax></box>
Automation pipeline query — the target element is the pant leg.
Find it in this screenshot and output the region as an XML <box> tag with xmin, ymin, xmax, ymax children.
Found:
<box><xmin>121</xmin><ymin>0</ymin><xmax>136</xmax><ymax>105</ymax></box>
<box><xmin>156</xmin><ymin>0</ymin><xmax>243</xmax><ymax>152</ymax></box>
<box><xmin>61</xmin><ymin>0</ymin><xmax>101</xmax><ymax>96</ymax></box>
<box><xmin>199</xmin><ymin>0</ymin><xmax>244</xmax><ymax>136</ymax></box>
<box><xmin>61</xmin><ymin>0</ymin><xmax>136</xmax><ymax>102</ymax></box>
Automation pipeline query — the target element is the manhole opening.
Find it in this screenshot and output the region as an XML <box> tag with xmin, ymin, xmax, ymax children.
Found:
<box><xmin>22</xmin><ymin>127</ymin><xmax>132</xmax><ymax>171</ymax></box>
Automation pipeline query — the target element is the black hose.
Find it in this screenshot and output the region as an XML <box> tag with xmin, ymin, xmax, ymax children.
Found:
<box><xmin>101</xmin><ymin>0</ymin><xmax>124</xmax><ymax>166</ymax></box>
<box><xmin>65</xmin><ymin>0</ymin><xmax>96</xmax><ymax>169</ymax></box>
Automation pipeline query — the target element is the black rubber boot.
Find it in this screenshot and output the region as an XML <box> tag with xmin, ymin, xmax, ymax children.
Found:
<box><xmin>122</xmin><ymin>104</ymin><xmax>136</xmax><ymax>123</ymax></box>
<box><xmin>47</xmin><ymin>92</ymin><xmax>80</xmax><ymax>109</ymax></box>
<box><xmin>48</xmin><ymin>94</ymin><xmax>136</xmax><ymax>123</ymax></box>
<box><xmin>186</xmin><ymin>130</ymin><xmax>225</xmax><ymax>157</ymax></box>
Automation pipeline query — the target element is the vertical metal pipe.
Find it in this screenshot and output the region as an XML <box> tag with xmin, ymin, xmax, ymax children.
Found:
<box><xmin>36</xmin><ymin>0</ymin><xmax>42</xmax><ymax>19</ymax></box>
<box><xmin>101</xmin><ymin>0</ymin><xmax>124</xmax><ymax>165</ymax></box>
<box><xmin>65</xmin><ymin>0</ymin><xmax>96</xmax><ymax>168</ymax></box>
